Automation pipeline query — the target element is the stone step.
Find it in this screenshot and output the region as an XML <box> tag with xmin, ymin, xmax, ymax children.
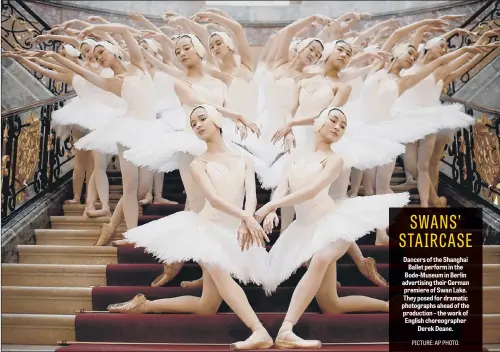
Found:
<box><xmin>1</xmin><ymin>264</ymin><xmax>107</xmax><ymax>287</ymax></box>
<box><xmin>0</xmin><ymin>345</ymin><xmax>58</xmax><ymax>352</ymax></box>
<box><xmin>50</xmin><ymin>216</ymin><xmax>127</xmax><ymax>233</ymax></box>
<box><xmin>2</xmin><ymin>287</ymin><xmax>92</xmax><ymax>314</ymax></box>
<box><xmin>35</xmin><ymin>229</ymin><xmax>123</xmax><ymax>246</ymax></box>
<box><xmin>1</xmin><ymin>314</ymin><xmax>75</xmax><ymax>345</ymax></box>
<box><xmin>1</xmin><ymin>313</ymin><xmax>498</xmax><ymax>345</ymax></box>
<box><xmin>485</xmin><ymin>246</ymin><xmax>500</xmax><ymax>264</ymax></box>
<box><xmin>18</xmin><ymin>245</ymin><xmax>119</xmax><ymax>265</ymax></box>
<box><xmin>2</xmin><ymin>285</ymin><xmax>499</xmax><ymax>316</ymax></box>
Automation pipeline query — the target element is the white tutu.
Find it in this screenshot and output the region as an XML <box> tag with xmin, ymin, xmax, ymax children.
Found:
<box><xmin>125</xmin><ymin>211</ymin><xmax>269</xmax><ymax>285</ymax></box>
<box><xmin>264</xmin><ymin>192</ymin><xmax>410</xmax><ymax>294</ymax></box>
<box><xmin>123</xmin><ymin>130</ymin><xmax>207</xmax><ymax>173</ymax></box>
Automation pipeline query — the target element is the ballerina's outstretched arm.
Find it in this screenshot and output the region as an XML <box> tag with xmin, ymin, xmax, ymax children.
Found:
<box><xmin>397</xmin><ymin>45</ymin><xmax>488</xmax><ymax>96</ymax></box>
<box><xmin>2</xmin><ymin>52</ymin><xmax>74</xmax><ymax>85</ymax></box>
<box><xmin>271</xmin><ymin>83</ymin><xmax>351</xmax><ymax>146</ymax></box>
<box><xmin>173</xmin><ymin>80</ymin><xmax>260</xmax><ymax>137</ymax></box>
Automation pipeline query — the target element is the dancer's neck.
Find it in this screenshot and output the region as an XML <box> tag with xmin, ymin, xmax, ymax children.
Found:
<box><xmin>324</xmin><ymin>67</ymin><xmax>340</xmax><ymax>80</ymax></box>
<box><xmin>219</xmin><ymin>53</ymin><xmax>237</xmax><ymax>72</ymax></box>
<box><xmin>290</xmin><ymin>58</ymin><xmax>305</xmax><ymax>73</ymax></box>
<box><xmin>187</xmin><ymin>64</ymin><xmax>204</xmax><ymax>79</ymax></box>
<box><xmin>206</xmin><ymin>136</ymin><xmax>227</xmax><ymax>153</ymax></box>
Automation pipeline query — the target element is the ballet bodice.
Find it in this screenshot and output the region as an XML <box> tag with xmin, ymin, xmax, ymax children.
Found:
<box><xmin>182</xmin><ymin>75</ymin><xmax>227</xmax><ymax>131</ymax></box>
<box><xmin>71</xmin><ymin>72</ymin><xmax>126</xmax><ymax>110</ymax></box>
<box><xmin>358</xmin><ymin>70</ymin><xmax>399</xmax><ymax>122</ymax></box>
<box><xmin>153</xmin><ymin>71</ymin><xmax>182</xmax><ymax>114</ymax></box>
<box><xmin>296</xmin><ymin>77</ymin><xmax>335</xmax><ymax>117</ymax></box>
<box><xmin>396</xmin><ymin>64</ymin><xmax>444</xmax><ymax>108</ymax></box>
<box><xmin>120</xmin><ymin>69</ymin><xmax>156</xmax><ymax>120</ymax></box>
<box><xmin>198</xmin><ymin>155</ymin><xmax>246</xmax><ymax>228</ymax></box>
<box><xmin>287</xmin><ymin>155</ymin><xmax>337</xmax><ymax>223</ymax></box>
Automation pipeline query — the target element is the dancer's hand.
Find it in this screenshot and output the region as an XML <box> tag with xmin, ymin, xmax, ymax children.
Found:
<box><xmin>254</xmin><ymin>203</ymin><xmax>274</xmax><ymax>223</ymax></box>
<box><xmin>79</xmin><ymin>26</ymin><xmax>96</xmax><ymax>39</ymax></box>
<box><xmin>271</xmin><ymin>122</ymin><xmax>292</xmax><ymax>144</ymax></box>
<box><xmin>263</xmin><ymin>211</ymin><xmax>279</xmax><ymax>234</ymax></box>
<box><xmin>283</xmin><ymin>133</ymin><xmax>296</xmax><ymax>154</ymax></box>
<box><xmin>243</xmin><ymin>214</ymin><xmax>269</xmax><ymax>247</ymax></box>
<box><xmin>237</xmin><ymin>222</ymin><xmax>251</xmax><ymax>251</ymax></box>
<box><xmin>236</xmin><ymin>116</ymin><xmax>261</xmax><ymax>138</ymax></box>
<box><xmin>235</xmin><ymin>121</ymin><xmax>248</xmax><ymax>140</ymax></box>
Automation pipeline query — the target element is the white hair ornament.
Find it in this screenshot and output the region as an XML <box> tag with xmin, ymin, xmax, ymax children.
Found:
<box><xmin>210</xmin><ymin>31</ymin><xmax>235</xmax><ymax>51</ymax></box>
<box><xmin>192</xmin><ymin>104</ymin><xmax>224</xmax><ymax>128</ymax></box>
<box><xmin>63</xmin><ymin>44</ymin><xmax>81</xmax><ymax>58</ymax></box>
<box><xmin>177</xmin><ymin>34</ymin><xmax>206</xmax><ymax>58</ymax></box>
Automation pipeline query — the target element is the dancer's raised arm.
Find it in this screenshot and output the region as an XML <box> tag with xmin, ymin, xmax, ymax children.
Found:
<box><xmin>192</xmin><ymin>11</ymin><xmax>253</xmax><ymax>70</ymax></box>
<box><xmin>79</xmin><ymin>23</ymin><xmax>145</xmax><ymax>69</ymax></box>
<box><xmin>3</xmin><ymin>52</ymin><xmax>74</xmax><ymax>84</ymax></box>
<box><xmin>397</xmin><ymin>45</ymin><xmax>486</xmax><ymax>95</ymax></box>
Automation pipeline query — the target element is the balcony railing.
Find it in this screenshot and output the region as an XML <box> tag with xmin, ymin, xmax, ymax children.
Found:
<box><xmin>440</xmin><ymin>95</ymin><xmax>500</xmax><ymax>211</ymax></box>
<box><xmin>1</xmin><ymin>92</ymin><xmax>76</xmax><ymax>222</ymax></box>
<box><xmin>1</xmin><ymin>0</ymin><xmax>69</xmax><ymax>95</ymax></box>
<box><xmin>446</xmin><ymin>0</ymin><xmax>500</xmax><ymax>96</ymax></box>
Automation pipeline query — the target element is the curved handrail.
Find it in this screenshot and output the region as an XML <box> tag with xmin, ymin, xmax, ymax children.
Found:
<box><xmin>440</xmin><ymin>94</ymin><xmax>500</xmax><ymax>117</ymax></box>
<box><xmin>1</xmin><ymin>92</ymin><xmax>76</xmax><ymax>118</ymax></box>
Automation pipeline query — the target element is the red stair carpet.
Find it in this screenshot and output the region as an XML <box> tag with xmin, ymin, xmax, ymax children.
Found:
<box><xmin>57</xmin><ymin>343</ymin><xmax>389</xmax><ymax>351</ymax></box>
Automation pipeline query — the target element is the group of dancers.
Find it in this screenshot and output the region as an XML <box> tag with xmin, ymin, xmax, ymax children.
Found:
<box><xmin>4</xmin><ymin>7</ymin><xmax>499</xmax><ymax>349</ymax></box>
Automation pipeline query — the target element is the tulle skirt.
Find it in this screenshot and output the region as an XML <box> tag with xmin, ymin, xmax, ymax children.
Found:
<box><xmin>124</xmin><ymin>211</ymin><xmax>269</xmax><ymax>285</ymax></box>
<box><xmin>52</xmin><ymin>96</ymin><xmax>125</xmax><ymax>132</ymax></box>
<box><xmin>264</xmin><ymin>192</ymin><xmax>410</xmax><ymax>294</ymax></box>
<box><xmin>390</xmin><ymin>103</ymin><xmax>474</xmax><ymax>142</ymax></box>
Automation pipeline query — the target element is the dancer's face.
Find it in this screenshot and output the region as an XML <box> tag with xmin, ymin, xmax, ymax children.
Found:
<box><xmin>175</xmin><ymin>37</ymin><xmax>201</xmax><ymax>68</ymax></box>
<box><xmin>297</xmin><ymin>41</ymin><xmax>323</xmax><ymax>65</ymax></box>
<box><xmin>80</xmin><ymin>43</ymin><xmax>95</xmax><ymax>62</ymax></box>
<box><xmin>394</xmin><ymin>45</ymin><xmax>418</xmax><ymax>70</ymax></box>
<box><xmin>209</xmin><ymin>35</ymin><xmax>230</xmax><ymax>59</ymax></box>
<box><xmin>319</xmin><ymin>109</ymin><xmax>347</xmax><ymax>144</ymax></box>
<box><xmin>427</xmin><ymin>39</ymin><xmax>447</xmax><ymax>60</ymax></box>
<box><xmin>93</xmin><ymin>45</ymin><xmax>116</xmax><ymax>68</ymax></box>
<box><xmin>190</xmin><ymin>107</ymin><xmax>219</xmax><ymax>140</ymax></box>
<box><xmin>326</xmin><ymin>42</ymin><xmax>352</xmax><ymax>70</ymax></box>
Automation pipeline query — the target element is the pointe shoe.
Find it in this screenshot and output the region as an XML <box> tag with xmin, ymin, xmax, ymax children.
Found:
<box><xmin>438</xmin><ymin>196</ymin><xmax>447</xmax><ymax>208</ymax></box>
<box><xmin>64</xmin><ymin>199</ymin><xmax>79</xmax><ymax>204</ymax></box>
<box><xmin>230</xmin><ymin>329</ymin><xmax>274</xmax><ymax>350</ymax></box>
<box><xmin>139</xmin><ymin>197</ymin><xmax>152</xmax><ymax>206</ymax></box>
<box><xmin>86</xmin><ymin>207</ymin><xmax>111</xmax><ymax>218</ymax></box>
<box><xmin>151</xmin><ymin>263</ymin><xmax>183</xmax><ymax>287</ymax></box>
<box><xmin>107</xmin><ymin>293</ymin><xmax>147</xmax><ymax>313</ymax></box>
<box><xmin>94</xmin><ymin>224</ymin><xmax>113</xmax><ymax>246</ymax></box>
<box><xmin>361</xmin><ymin>257</ymin><xmax>388</xmax><ymax>287</ymax></box>
<box><xmin>274</xmin><ymin>330</ymin><xmax>321</xmax><ymax>349</ymax></box>
<box><xmin>112</xmin><ymin>239</ymin><xmax>134</xmax><ymax>247</ymax></box>
<box><xmin>180</xmin><ymin>277</ymin><xmax>203</xmax><ymax>288</ymax></box>
<box><xmin>154</xmin><ymin>197</ymin><xmax>179</xmax><ymax>205</ymax></box>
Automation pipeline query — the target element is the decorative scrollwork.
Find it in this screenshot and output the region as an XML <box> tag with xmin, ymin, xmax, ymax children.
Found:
<box><xmin>473</xmin><ymin>115</ymin><xmax>500</xmax><ymax>195</ymax></box>
<box><xmin>1</xmin><ymin>0</ymin><xmax>69</xmax><ymax>95</ymax></box>
<box><xmin>14</xmin><ymin>113</ymin><xmax>40</xmax><ymax>198</ymax></box>
<box><xmin>446</xmin><ymin>1</ymin><xmax>500</xmax><ymax>95</ymax></box>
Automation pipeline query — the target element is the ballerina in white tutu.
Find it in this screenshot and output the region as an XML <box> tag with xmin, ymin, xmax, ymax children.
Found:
<box><xmin>398</xmin><ymin>30</ymin><xmax>499</xmax><ymax>207</ymax></box>
<box><xmin>137</xmin><ymin>37</ymin><xmax>181</xmax><ymax>206</ymax></box>
<box><xmin>44</xmin><ymin>24</ymin><xmax>160</xmax><ymax>246</ymax></box>
<box><xmin>107</xmin><ymin>104</ymin><xmax>273</xmax><ymax>351</ymax></box>
<box><xmin>250</xmin><ymin>107</ymin><xmax>409</xmax><ymax>348</ymax></box>
<box><xmin>2</xmin><ymin>45</ymin><xmax>98</xmax><ymax>208</ymax></box>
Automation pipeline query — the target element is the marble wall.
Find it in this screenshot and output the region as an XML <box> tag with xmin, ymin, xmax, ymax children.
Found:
<box><xmin>26</xmin><ymin>0</ymin><xmax>486</xmax><ymax>46</ymax></box>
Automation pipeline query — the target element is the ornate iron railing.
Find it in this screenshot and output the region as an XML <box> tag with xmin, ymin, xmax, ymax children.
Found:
<box><xmin>446</xmin><ymin>0</ymin><xmax>500</xmax><ymax>96</ymax></box>
<box><xmin>1</xmin><ymin>92</ymin><xmax>76</xmax><ymax>221</ymax></box>
<box><xmin>439</xmin><ymin>95</ymin><xmax>500</xmax><ymax>211</ymax></box>
<box><xmin>1</xmin><ymin>0</ymin><xmax>69</xmax><ymax>95</ymax></box>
